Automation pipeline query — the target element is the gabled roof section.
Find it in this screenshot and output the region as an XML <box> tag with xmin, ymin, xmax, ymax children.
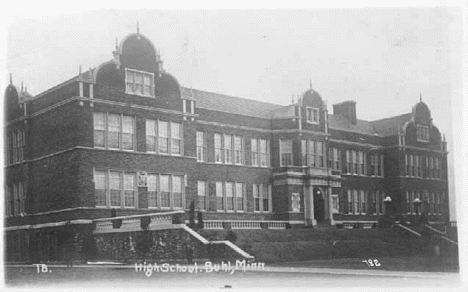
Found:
<box><xmin>371</xmin><ymin>113</ymin><xmax>413</xmax><ymax>136</ymax></box>
<box><xmin>328</xmin><ymin>114</ymin><xmax>378</xmax><ymax>135</ymax></box>
<box><xmin>183</xmin><ymin>87</ymin><xmax>284</xmax><ymax>119</ymax></box>
<box><xmin>329</xmin><ymin>112</ymin><xmax>414</xmax><ymax>137</ymax></box>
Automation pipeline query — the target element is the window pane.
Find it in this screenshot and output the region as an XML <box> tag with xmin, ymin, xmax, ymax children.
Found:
<box><xmin>226</xmin><ymin>182</ymin><xmax>234</xmax><ymax>211</ymax></box>
<box><xmin>236</xmin><ymin>183</ymin><xmax>243</xmax><ymax>211</ymax></box>
<box><xmin>197</xmin><ymin>181</ymin><xmax>206</xmax><ymax>210</ymax></box>
<box><xmin>173</xmin><ymin>176</ymin><xmax>183</xmax><ymax>208</ymax></box>
<box><xmin>251</xmin><ymin>139</ymin><xmax>258</xmax><ymax>166</ymax></box>
<box><xmin>225</xmin><ymin>135</ymin><xmax>233</xmax><ymax>164</ymax></box>
<box><xmin>108</xmin><ymin>115</ymin><xmax>120</xmax><ymax>149</ymax></box>
<box><xmin>159</xmin><ymin>121</ymin><xmax>169</xmax><ymax>153</ymax></box>
<box><xmin>122</xmin><ymin>116</ymin><xmax>134</xmax><ymax>150</ymax></box>
<box><xmin>124</xmin><ymin>174</ymin><xmax>135</xmax><ymax>207</ymax></box>
<box><xmin>94</xmin><ymin>171</ymin><xmax>107</xmax><ymax>207</ymax></box>
<box><xmin>110</xmin><ymin>172</ymin><xmax>121</xmax><ymax>207</ymax></box>
<box><xmin>146</xmin><ymin>120</ymin><xmax>156</xmax><ymax>152</ymax></box>
<box><xmin>160</xmin><ymin>175</ymin><xmax>170</xmax><ymax>207</ymax></box>
<box><xmin>148</xmin><ymin>175</ymin><xmax>158</xmax><ymax>208</ymax></box>
<box><xmin>215</xmin><ymin>134</ymin><xmax>223</xmax><ymax>163</ymax></box>
<box><xmin>216</xmin><ymin>182</ymin><xmax>224</xmax><ymax>211</ymax></box>
<box><xmin>171</xmin><ymin>122</ymin><xmax>182</xmax><ymax>155</ymax></box>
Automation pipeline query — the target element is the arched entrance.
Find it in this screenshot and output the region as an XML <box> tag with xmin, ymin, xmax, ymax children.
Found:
<box><xmin>313</xmin><ymin>187</ymin><xmax>325</xmax><ymax>222</ymax></box>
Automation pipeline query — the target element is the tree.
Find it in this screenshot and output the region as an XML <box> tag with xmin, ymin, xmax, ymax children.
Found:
<box><xmin>197</xmin><ymin>212</ymin><xmax>204</xmax><ymax>229</ymax></box>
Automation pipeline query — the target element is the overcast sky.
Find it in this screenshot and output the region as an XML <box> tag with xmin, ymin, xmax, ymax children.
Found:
<box><xmin>3</xmin><ymin>7</ymin><xmax>465</xmax><ymax>220</ymax></box>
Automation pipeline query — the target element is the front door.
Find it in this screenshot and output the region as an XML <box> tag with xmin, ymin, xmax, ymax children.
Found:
<box><xmin>313</xmin><ymin>187</ymin><xmax>325</xmax><ymax>221</ymax></box>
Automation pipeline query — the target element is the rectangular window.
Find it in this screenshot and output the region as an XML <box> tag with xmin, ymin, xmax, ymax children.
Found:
<box><xmin>359</xmin><ymin>152</ymin><xmax>366</xmax><ymax>175</ymax></box>
<box><xmin>215</xmin><ymin>134</ymin><xmax>223</xmax><ymax>163</ymax></box>
<box><xmin>122</xmin><ymin>116</ymin><xmax>135</xmax><ymax>150</ymax></box>
<box><xmin>158</xmin><ymin>121</ymin><xmax>169</xmax><ymax>154</ymax></box>
<box><xmin>172</xmin><ymin>176</ymin><xmax>183</xmax><ymax>208</ymax></box>
<box><xmin>196</xmin><ymin>132</ymin><xmax>205</xmax><ymax>162</ymax></box>
<box><xmin>251</xmin><ymin>139</ymin><xmax>259</xmax><ymax>166</ymax></box>
<box><xmin>352</xmin><ymin>151</ymin><xmax>358</xmax><ymax>174</ymax></box>
<box><xmin>197</xmin><ymin>181</ymin><xmax>206</xmax><ymax>210</ymax></box>
<box><xmin>435</xmin><ymin>157</ymin><xmax>440</xmax><ymax>179</ymax></box>
<box><xmin>346</xmin><ymin>150</ymin><xmax>352</xmax><ymax>174</ymax></box>
<box><xmin>224</xmin><ymin>134</ymin><xmax>233</xmax><ymax>164</ymax></box>
<box><xmin>124</xmin><ymin>173</ymin><xmax>136</xmax><ymax>207</ymax></box>
<box><xmin>253</xmin><ymin>184</ymin><xmax>260</xmax><ymax>212</ymax></box>
<box><xmin>334</xmin><ymin>148</ymin><xmax>341</xmax><ymax>171</ymax></box>
<box><xmin>234</xmin><ymin>136</ymin><xmax>243</xmax><ymax>165</ymax></box>
<box><xmin>417</xmin><ymin>125</ymin><xmax>429</xmax><ymax>142</ymax></box>
<box><xmin>146</xmin><ymin>120</ymin><xmax>157</xmax><ymax>152</ymax></box>
<box><xmin>353</xmin><ymin>190</ymin><xmax>359</xmax><ymax>215</ymax></box>
<box><xmin>259</xmin><ymin>139</ymin><xmax>269</xmax><ymax>167</ymax></box>
<box><xmin>306</xmin><ymin>107</ymin><xmax>319</xmax><ymax>124</ymax></box>
<box><xmin>160</xmin><ymin>175</ymin><xmax>171</xmax><ymax>208</ymax></box>
<box><xmin>94</xmin><ymin>113</ymin><xmax>106</xmax><ymax>148</ymax></box>
<box><xmin>13</xmin><ymin>184</ymin><xmax>19</xmax><ymax>216</ymax></box>
<box><xmin>347</xmin><ymin>189</ymin><xmax>353</xmax><ymax>214</ymax></box>
<box><xmin>280</xmin><ymin>140</ymin><xmax>293</xmax><ymax>166</ymax></box>
<box><xmin>109</xmin><ymin>172</ymin><xmax>122</xmax><ymax>207</ymax></box>
<box><xmin>148</xmin><ymin>174</ymin><xmax>158</xmax><ymax>208</ymax></box>
<box><xmin>225</xmin><ymin>182</ymin><xmax>234</xmax><ymax>211</ymax></box>
<box><xmin>262</xmin><ymin>185</ymin><xmax>271</xmax><ymax>212</ymax></box>
<box><xmin>171</xmin><ymin>122</ymin><xmax>182</xmax><ymax>155</ymax></box>
<box><xmin>125</xmin><ymin>68</ymin><xmax>154</xmax><ymax>97</ymax></box>
<box><xmin>94</xmin><ymin>171</ymin><xmax>107</xmax><ymax>207</ymax></box>
<box><xmin>415</xmin><ymin>156</ymin><xmax>420</xmax><ymax>178</ymax></box>
<box><xmin>216</xmin><ymin>182</ymin><xmax>224</xmax><ymax>211</ymax></box>
<box><xmin>378</xmin><ymin>155</ymin><xmax>384</xmax><ymax>177</ymax></box>
<box><xmin>429</xmin><ymin>157</ymin><xmax>434</xmax><ymax>179</ymax></box>
<box><xmin>360</xmin><ymin>190</ymin><xmax>366</xmax><ymax>215</ymax></box>
<box><xmin>371</xmin><ymin>192</ymin><xmax>377</xmax><ymax>215</ymax></box>
<box><xmin>94</xmin><ymin>113</ymin><xmax>135</xmax><ymax>151</ymax></box>
<box><xmin>236</xmin><ymin>183</ymin><xmax>244</xmax><ymax>211</ymax></box>
<box><xmin>317</xmin><ymin>141</ymin><xmax>324</xmax><ymax>168</ymax></box>
<box><xmin>18</xmin><ymin>130</ymin><xmax>24</xmax><ymax>162</ymax></box>
<box><xmin>309</xmin><ymin>140</ymin><xmax>316</xmax><ymax>167</ymax></box>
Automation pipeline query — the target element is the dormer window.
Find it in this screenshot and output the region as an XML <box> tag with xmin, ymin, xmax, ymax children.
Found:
<box><xmin>416</xmin><ymin>125</ymin><xmax>429</xmax><ymax>142</ymax></box>
<box><xmin>306</xmin><ymin>107</ymin><xmax>319</xmax><ymax>124</ymax></box>
<box><xmin>125</xmin><ymin>68</ymin><xmax>154</xmax><ymax>97</ymax></box>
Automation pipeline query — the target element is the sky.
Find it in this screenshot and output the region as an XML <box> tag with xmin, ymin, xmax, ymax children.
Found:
<box><xmin>2</xmin><ymin>6</ymin><xmax>465</xmax><ymax>221</ymax></box>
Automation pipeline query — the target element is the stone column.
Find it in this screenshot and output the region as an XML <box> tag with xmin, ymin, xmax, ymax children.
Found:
<box><xmin>303</xmin><ymin>184</ymin><xmax>316</xmax><ymax>226</ymax></box>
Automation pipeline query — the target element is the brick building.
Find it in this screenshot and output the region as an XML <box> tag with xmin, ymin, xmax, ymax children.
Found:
<box><xmin>4</xmin><ymin>31</ymin><xmax>450</xmax><ymax>261</ymax></box>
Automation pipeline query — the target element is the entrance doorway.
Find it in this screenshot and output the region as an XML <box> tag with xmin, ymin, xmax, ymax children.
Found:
<box><xmin>313</xmin><ymin>187</ymin><xmax>325</xmax><ymax>221</ymax></box>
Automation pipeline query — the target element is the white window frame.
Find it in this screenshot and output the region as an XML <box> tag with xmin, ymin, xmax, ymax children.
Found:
<box><xmin>306</xmin><ymin>107</ymin><xmax>319</xmax><ymax>124</ymax></box>
<box><xmin>146</xmin><ymin>119</ymin><xmax>184</xmax><ymax>156</ymax></box>
<box><xmin>196</xmin><ymin>131</ymin><xmax>206</xmax><ymax>162</ymax></box>
<box><xmin>125</xmin><ymin>68</ymin><xmax>155</xmax><ymax>97</ymax></box>
<box><xmin>93</xmin><ymin>170</ymin><xmax>139</xmax><ymax>208</ymax></box>
<box><xmin>197</xmin><ymin>180</ymin><xmax>207</xmax><ymax>211</ymax></box>
<box><xmin>280</xmin><ymin>139</ymin><xmax>293</xmax><ymax>167</ymax></box>
<box><xmin>416</xmin><ymin>125</ymin><xmax>429</xmax><ymax>142</ymax></box>
<box><xmin>94</xmin><ymin>112</ymin><xmax>136</xmax><ymax>151</ymax></box>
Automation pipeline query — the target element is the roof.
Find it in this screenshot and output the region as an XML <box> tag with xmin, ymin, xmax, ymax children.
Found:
<box><xmin>370</xmin><ymin>113</ymin><xmax>413</xmax><ymax>136</ymax></box>
<box><xmin>182</xmin><ymin>87</ymin><xmax>285</xmax><ymax>119</ymax></box>
<box><xmin>328</xmin><ymin>114</ymin><xmax>378</xmax><ymax>135</ymax></box>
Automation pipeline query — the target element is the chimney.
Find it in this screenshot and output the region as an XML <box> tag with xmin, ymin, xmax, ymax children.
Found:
<box><xmin>333</xmin><ymin>101</ymin><xmax>357</xmax><ymax>125</ymax></box>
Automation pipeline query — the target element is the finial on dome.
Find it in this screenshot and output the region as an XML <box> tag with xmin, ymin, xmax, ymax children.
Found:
<box><xmin>79</xmin><ymin>64</ymin><xmax>82</xmax><ymax>77</ymax></box>
<box><xmin>115</xmin><ymin>38</ymin><xmax>119</xmax><ymax>50</ymax></box>
<box><xmin>21</xmin><ymin>81</ymin><xmax>24</xmax><ymax>92</ymax></box>
<box><xmin>10</xmin><ymin>73</ymin><xmax>12</xmax><ymax>85</ymax></box>
<box><xmin>310</xmin><ymin>79</ymin><xmax>312</xmax><ymax>90</ymax></box>
<box><xmin>137</xmin><ymin>21</ymin><xmax>140</xmax><ymax>34</ymax></box>
<box><xmin>420</xmin><ymin>93</ymin><xmax>422</xmax><ymax>102</ymax></box>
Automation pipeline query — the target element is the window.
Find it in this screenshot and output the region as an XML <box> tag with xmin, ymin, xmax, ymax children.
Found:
<box><xmin>94</xmin><ymin>113</ymin><xmax>135</xmax><ymax>151</ymax></box>
<box><xmin>94</xmin><ymin>171</ymin><xmax>137</xmax><ymax>208</ymax></box>
<box><xmin>352</xmin><ymin>151</ymin><xmax>358</xmax><ymax>174</ymax></box>
<box><xmin>225</xmin><ymin>182</ymin><xmax>234</xmax><ymax>211</ymax></box>
<box><xmin>332</xmin><ymin>195</ymin><xmax>339</xmax><ymax>213</ymax></box>
<box><xmin>253</xmin><ymin>184</ymin><xmax>271</xmax><ymax>213</ymax></box>
<box><xmin>146</xmin><ymin>120</ymin><xmax>183</xmax><ymax>155</ymax></box>
<box><xmin>125</xmin><ymin>68</ymin><xmax>154</xmax><ymax>97</ymax></box>
<box><xmin>171</xmin><ymin>123</ymin><xmax>182</xmax><ymax>155</ymax></box>
<box><xmin>415</xmin><ymin>156</ymin><xmax>419</xmax><ymax>178</ymax></box>
<box><xmin>280</xmin><ymin>139</ymin><xmax>293</xmax><ymax>166</ymax></box>
<box><xmin>259</xmin><ymin>139</ymin><xmax>269</xmax><ymax>167</ymax></box>
<box><xmin>224</xmin><ymin>135</ymin><xmax>233</xmax><ymax>164</ymax></box>
<box><xmin>306</xmin><ymin>107</ymin><xmax>319</xmax><ymax>124</ymax></box>
<box><xmin>251</xmin><ymin>139</ymin><xmax>259</xmax><ymax>166</ymax></box>
<box><xmin>358</xmin><ymin>151</ymin><xmax>366</xmax><ymax>175</ymax></box>
<box><xmin>234</xmin><ymin>136</ymin><xmax>243</xmax><ymax>165</ymax></box>
<box><xmin>302</xmin><ymin>140</ymin><xmax>326</xmax><ymax>168</ymax></box>
<box><xmin>160</xmin><ymin>175</ymin><xmax>171</xmax><ymax>208</ymax></box>
<box><xmin>216</xmin><ymin>182</ymin><xmax>224</xmax><ymax>211</ymax></box>
<box><xmin>360</xmin><ymin>190</ymin><xmax>367</xmax><ymax>215</ymax></box>
<box><xmin>159</xmin><ymin>121</ymin><xmax>169</xmax><ymax>154</ymax></box>
<box><xmin>346</xmin><ymin>150</ymin><xmax>352</xmax><ymax>174</ymax></box>
<box><xmin>6</xmin><ymin>130</ymin><xmax>25</xmax><ymax>165</ymax></box>
<box><xmin>416</xmin><ymin>125</ymin><xmax>429</xmax><ymax>142</ymax></box>
<box><xmin>172</xmin><ymin>176</ymin><xmax>183</xmax><ymax>208</ymax></box>
<box><xmin>7</xmin><ymin>133</ymin><xmax>13</xmax><ymax>165</ymax></box>
<box><xmin>435</xmin><ymin>157</ymin><xmax>440</xmax><ymax>179</ymax></box>
<box><xmin>371</xmin><ymin>191</ymin><xmax>384</xmax><ymax>215</ymax></box>
<box><xmin>196</xmin><ymin>132</ymin><xmax>206</xmax><ymax>162</ymax></box>
<box><xmin>148</xmin><ymin>174</ymin><xmax>158</xmax><ymax>208</ymax></box>
<box><xmin>214</xmin><ymin>134</ymin><xmax>223</xmax><ymax>163</ymax></box>
<box><xmin>429</xmin><ymin>157</ymin><xmax>434</xmax><ymax>179</ymax></box>
<box><xmin>347</xmin><ymin>189</ymin><xmax>353</xmax><ymax>214</ymax></box>
<box><xmin>124</xmin><ymin>174</ymin><xmax>136</xmax><ymax>207</ymax></box>
<box><xmin>197</xmin><ymin>181</ymin><xmax>207</xmax><ymax>210</ymax></box>
<box><xmin>328</xmin><ymin>147</ymin><xmax>341</xmax><ymax>171</ymax></box>
<box><xmin>14</xmin><ymin>184</ymin><xmax>19</xmax><ymax>216</ymax></box>
<box><xmin>236</xmin><ymin>183</ymin><xmax>244</xmax><ymax>211</ymax></box>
